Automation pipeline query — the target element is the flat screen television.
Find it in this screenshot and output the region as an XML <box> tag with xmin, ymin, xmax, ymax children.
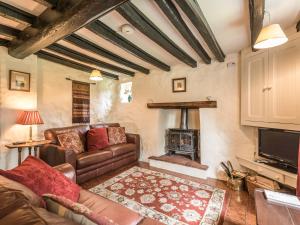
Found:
<box><xmin>258</xmin><ymin>128</ymin><xmax>299</xmax><ymax>173</ymax></box>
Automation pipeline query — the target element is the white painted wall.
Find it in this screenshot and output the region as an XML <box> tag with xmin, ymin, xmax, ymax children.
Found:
<box><xmin>0</xmin><ymin>47</ymin><xmax>257</xmax><ymax>179</ymax></box>
<box><xmin>101</xmin><ymin>53</ymin><xmax>257</xmax><ymax>179</ymax></box>
<box><xmin>0</xmin><ymin>47</ymin><xmax>38</xmax><ymax>169</ymax></box>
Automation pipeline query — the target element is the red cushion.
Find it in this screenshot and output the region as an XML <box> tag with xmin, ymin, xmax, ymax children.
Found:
<box><xmin>0</xmin><ymin>156</ymin><xmax>80</xmax><ymax>202</ymax></box>
<box><xmin>87</xmin><ymin>128</ymin><xmax>109</xmax><ymax>151</ymax></box>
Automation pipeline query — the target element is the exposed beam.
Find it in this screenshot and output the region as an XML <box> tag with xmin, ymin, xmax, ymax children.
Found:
<box><xmin>47</xmin><ymin>43</ymin><xmax>135</xmax><ymax>76</ymax></box>
<box><xmin>117</xmin><ymin>2</ymin><xmax>197</xmax><ymax>68</ymax></box>
<box><xmin>0</xmin><ymin>2</ymin><xmax>36</xmax><ymax>25</ymax></box>
<box><xmin>8</xmin><ymin>0</ymin><xmax>129</xmax><ymax>59</ymax></box>
<box><xmin>36</xmin><ymin>50</ymin><xmax>119</xmax><ymax>80</ymax></box>
<box><xmin>249</xmin><ymin>0</ymin><xmax>265</xmax><ymax>49</ymax></box>
<box><xmin>64</xmin><ymin>34</ymin><xmax>150</xmax><ymax>74</ymax></box>
<box><xmin>175</xmin><ymin>0</ymin><xmax>225</xmax><ymax>62</ymax></box>
<box><xmin>0</xmin><ymin>24</ymin><xmax>19</xmax><ymax>39</ymax></box>
<box><xmin>33</xmin><ymin>0</ymin><xmax>58</xmax><ymax>8</ymax></box>
<box><xmin>86</xmin><ymin>21</ymin><xmax>171</xmax><ymax>71</ymax></box>
<box><xmin>297</xmin><ymin>20</ymin><xmax>300</xmax><ymax>32</ymax></box>
<box><xmin>155</xmin><ymin>0</ymin><xmax>210</xmax><ymax>64</ymax></box>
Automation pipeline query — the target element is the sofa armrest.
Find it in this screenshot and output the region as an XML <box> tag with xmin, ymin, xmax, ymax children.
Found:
<box><xmin>54</xmin><ymin>163</ymin><xmax>76</xmax><ymax>183</ymax></box>
<box><xmin>40</xmin><ymin>144</ymin><xmax>76</xmax><ymax>169</ymax></box>
<box><xmin>126</xmin><ymin>133</ymin><xmax>140</xmax><ymax>160</ymax></box>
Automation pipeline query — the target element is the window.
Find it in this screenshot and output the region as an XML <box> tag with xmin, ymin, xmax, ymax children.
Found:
<box><xmin>120</xmin><ymin>82</ymin><xmax>133</xmax><ymax>103</ymax></box>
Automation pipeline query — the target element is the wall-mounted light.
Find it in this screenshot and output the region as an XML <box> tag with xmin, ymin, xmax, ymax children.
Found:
<box><xmin>89</xmin><ymin>69</ymin><xmax>103</xmax><ymax>81</ymax></box>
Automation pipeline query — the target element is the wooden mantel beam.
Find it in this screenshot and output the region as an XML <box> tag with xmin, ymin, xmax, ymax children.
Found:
<box><xmin>175</xmin><ymin>0</ymin><xmax>225</xmax><ymax>62</ymax></box>
<box><xmin>8</xmin><ymin>0</ymin><xmax>128</xmax><ymax>59</ymax></box>
<box><xmin>249</xmin><ymin>0</ymin><xmax>265</xmax><ymax>49</ymax></box>
<box><xmin>147</xmin><ymin>101</ymin><xmax>217</xmax><ymax>109</ymax></box>
<box><xmin>117</xmin><ymin>2</ymin><xmax>197</xmax><ymax>68</ymax></box>
<box><xmin>154</xmin><ymin>0</ymin><xmax>211</xmax><ymax>64</ymax></box>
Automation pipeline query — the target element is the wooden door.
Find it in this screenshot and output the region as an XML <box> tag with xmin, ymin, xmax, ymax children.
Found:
<box><xmin>241</xmin><ymin>50</ymin><xmax>269</xmax><ymax>123</ymax></box>
<box><xmin>268</xmin><ymin>39</ymin><xmax>300</xmax><ymax>124</ymax></box>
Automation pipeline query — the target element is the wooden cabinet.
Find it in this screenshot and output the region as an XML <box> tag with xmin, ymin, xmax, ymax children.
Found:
<box><xmin>241</xmin><ymin>33</ymin><xmax>300</xmax><ymax>130</ymax></box>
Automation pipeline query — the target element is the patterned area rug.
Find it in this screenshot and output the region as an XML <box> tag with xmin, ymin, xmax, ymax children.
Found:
<box><xmin>90</xmin><ymin>167</ymin><xmax>228</xmax><ymax>225</ymax></box>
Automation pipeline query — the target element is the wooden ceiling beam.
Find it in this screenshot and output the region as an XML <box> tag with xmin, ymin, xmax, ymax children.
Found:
<box><xmin>8</xmin><ymin>0</ymin><xmax>129</xmax><ymax>59</ymax></box>
<box><xmin>64</xmin><ymin>34</ymin><xmax>150</xmax><ymax>74</ymax></box>
<box><xmin>0</xmin><ymin>2</ymin><xmax>36</xmax><ymax>25</ymax></box>
<box><xmin>86</xmin><ymin>21</ymin><xmax>171</xmax><ymax>71</ymax></box>
<box><xmin>155</xmin><ymin>0</ymin><xmax>211</xmax><ymax>64</ymax></box>
<box><xmin>175</xmin><ymin>0</ymin><xmax>225</xmax><ymax>62</ymax></box>
<box><xmin>47</xmin><ymin>43</ymin><xmax>135</xmax><ymax>76</ymax></box>
<box><xmin>36</xmin><ymin>50</ymin><xmax>119</xmax><ymax>80</ymax></box>
<box><xmin>249</xmin><ymin>0</ymin><xmax>265</xmax><ymax>49</ymax></box>
<box><xmin>0</xmin><ymin>24</ymin><xmax>19</xmax><ymax>39</ymax></box>
<box><xmin>117</xmin><ymin>2</ymin><xmax>197</xmax><ymax>68</ymax></box>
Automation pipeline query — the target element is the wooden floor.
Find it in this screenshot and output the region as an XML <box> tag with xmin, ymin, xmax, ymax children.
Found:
<box><xmin>81</xmin><ymin>162</ymin><xmax>256</xmax><ymax>225</ymax></box>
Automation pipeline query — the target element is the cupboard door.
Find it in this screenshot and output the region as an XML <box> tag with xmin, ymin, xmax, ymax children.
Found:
<box><xmin>268</xmin><ymin>39</ymin><xmax>300</xmax><ymax>124</ymax></box>
<box><xmin>242</xmin><ymin>51</ymin><xmax>269</xmax><ymax>122</ymax></box>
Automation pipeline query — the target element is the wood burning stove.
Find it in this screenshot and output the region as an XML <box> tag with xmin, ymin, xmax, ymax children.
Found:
<box><xmin>165</xmin><ymin>108</ymin><xmax>200</xmax><ymax>160</ymax></box>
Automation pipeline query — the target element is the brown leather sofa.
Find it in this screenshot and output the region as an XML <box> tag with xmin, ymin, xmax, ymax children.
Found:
<box><xmin>40</xmin><ymin>123</ymin><xmax>140</xmax><ymax>184</ymax></box>
<box><xmin>0</xmin><ymin>163</ymin><xmax>163</xmax><ymax>225</ymax></box>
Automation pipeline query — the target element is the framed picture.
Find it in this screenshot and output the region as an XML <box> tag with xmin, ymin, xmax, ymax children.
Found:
<box><xmin>9</xmin><ymin>70</ymin><xmax>30</xmax><ymax>92</ymax></box>
<box><xmin>172</xmin><ymin>77</ymin><xmax>186</xmax><ymax>93</ymax></box>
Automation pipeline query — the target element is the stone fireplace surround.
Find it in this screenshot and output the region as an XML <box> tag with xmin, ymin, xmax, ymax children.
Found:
<box><xmin>147</xmin><ymin>101</ymin><xmax>217</xmax><ymax>178</ymax></box>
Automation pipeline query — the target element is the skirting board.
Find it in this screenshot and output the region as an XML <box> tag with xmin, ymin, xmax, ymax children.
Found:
<box><xmin>149</xmin><ymin>159</ymin><xmax>208</xmax><ymax>179</ymax></box>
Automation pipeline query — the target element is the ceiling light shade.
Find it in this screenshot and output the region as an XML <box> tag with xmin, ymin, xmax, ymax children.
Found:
<box><xmin>254</xmin><ymin>24</ymin><xmax>288</xmax><ymax>49</ymax></box>
<box><xmin>89</xmin><ymin>69</ymin><xmax>103</xmax><ymax>81</ymax></box>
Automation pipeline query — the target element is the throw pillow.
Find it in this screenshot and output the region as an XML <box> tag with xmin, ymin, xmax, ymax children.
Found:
<box><xmin>87</xmin><ymin>128</ymin><xmax>109</xmax><ymax>151</ymax></box>
<box><xmin>57</xmin><ymin>131</ymin><xmax>84</xmax><ymax>154</ymax></box>
<box><xmin>107</xmin><ymin>127</ymin><xmax>127</xmax><ymax>145</ymax></box>
<box><xmin>43</xmin><ymin>194</ymin><xmax>116</xmax><ymax>225</ymax></box>
<box><xmin>0</xmin><ymin>156</ymin><xmax>80</xmax><ymax>202</ymax></box>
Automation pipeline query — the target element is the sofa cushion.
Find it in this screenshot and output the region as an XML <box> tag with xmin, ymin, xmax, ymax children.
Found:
<box><xmin>87</xmin><ymin>128</ymin><xmax>109</xmax><ymax>151</ymax></box>
<box><xmin>0</xmin><ymin>175</ymin><xmax>43</xmax><ymax>207</ymax></box>
<box><xmin>0</xmin><ymin>156</ymin><xmax>80</xmax><ymax>202</ymax></box>
<box><xmin>43</xmin><ymin>194</ymin><xmax>115</xmax><ymax>225</ymax></box>
<box><xmin>105</xmin><ymin>143</ymin><xmax>136</xmax><ymax>157</ymax></box>
<box><xmin>58</xmin><ymin>131</ymin><xmax>84</xmax><ymax>154</ymax></box>
<box><xmin>78</xmin><ymin>189</ymin><xmax>143</xmax><ymax>225</ymax></box>
<box><xmin>107</xmin><ymin>127</ymin><xmax>127</xmax><ymax>145</ymax></box>
<box><xmin>77</xmin><ymin>151</ymin><xmax>113</xmax><ymax>169</ymax></box>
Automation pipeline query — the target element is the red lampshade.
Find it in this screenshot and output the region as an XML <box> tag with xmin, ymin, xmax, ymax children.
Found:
<box><xmin>16</xmin><ymin>111</ymin><xmax>44</xmax><ymax>125</ymax></box>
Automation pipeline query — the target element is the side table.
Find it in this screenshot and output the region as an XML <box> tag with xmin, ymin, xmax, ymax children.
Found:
<box><xmin>5</xmin><ymin>140</ymin><xmax>52</xmax><ymax>165</ymax></box>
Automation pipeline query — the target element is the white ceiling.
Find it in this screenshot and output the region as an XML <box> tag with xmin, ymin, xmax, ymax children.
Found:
<box><xmin>1</xmin><ymin>0</ymin><xmax>300</xmax><ymax>75</ymax></box>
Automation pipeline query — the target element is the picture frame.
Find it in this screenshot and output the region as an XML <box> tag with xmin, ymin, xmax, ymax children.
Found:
<box><xmin>9</xmin><ymin>70</ymin><xmax>30</xmax><ymax>92</ymax></box>
<box><xmin>172</xmin><ymin>77</ymin><xmax>186</xmax><ymax>93</ymax></box>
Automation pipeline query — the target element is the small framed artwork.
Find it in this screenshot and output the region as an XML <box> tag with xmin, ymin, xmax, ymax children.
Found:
<box><xmin>9</xmin><ymin>70</ymin><xmax>30</xmax><ymax>92</ymax></box>
<box><xmin>172</xmin><ymin>77</ymin><xmax>186</xmax><ymax>93</ymax></box>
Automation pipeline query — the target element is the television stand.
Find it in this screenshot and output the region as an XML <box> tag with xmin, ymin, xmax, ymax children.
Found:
<box><xmin>237</xmin><ymin>156</ymin><xmax>297</xmax><ymax>188</ymax></box>
<box><xmin>263</xmin><ymin>161</ymin><xmax>297</xmax><ymax>174</ymax></box>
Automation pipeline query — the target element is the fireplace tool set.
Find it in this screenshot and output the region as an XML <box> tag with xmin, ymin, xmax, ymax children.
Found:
<box><xmin>221</xmin><ymin>161</ymin><xmax>247</xmax><ymax>191</ymax></box>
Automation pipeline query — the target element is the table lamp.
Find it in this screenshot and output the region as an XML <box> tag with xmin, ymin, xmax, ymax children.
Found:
<box><xmin>16</xmin><ymin>111</ymin><xmax>44</xmax><ymax>142</ymax></box>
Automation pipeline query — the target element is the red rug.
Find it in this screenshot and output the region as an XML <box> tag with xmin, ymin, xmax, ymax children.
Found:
<box><xmin>90</xmin><ymin>167</ymin><xmax>228</xmax><ymax>225</ymax></box>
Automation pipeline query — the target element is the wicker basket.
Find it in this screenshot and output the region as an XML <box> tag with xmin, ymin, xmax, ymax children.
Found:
<box><xmin>246</xmin><ymin>175</ymin><xmax>280</xmax><ymax>198</ymax></box>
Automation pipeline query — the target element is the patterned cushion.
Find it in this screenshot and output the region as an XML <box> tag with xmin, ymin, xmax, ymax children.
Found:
<box><xmin>107</xmin><ymin>127</ymin><xmax>127</xmax><ymax>145</ymax></box>
<box><xmin>57</xmin><ymin>131</ymin><xmax>84</xmax><ymax>154</ymax></box>
<box><xmin>0</xmin><ymin>156</ymin><xmax>80</xmax><ymax>202</ymax></box>
<box><xmin>43</xmin><ymin>194</ymin><xmax>116</xmax><ymax>225</ymax></box>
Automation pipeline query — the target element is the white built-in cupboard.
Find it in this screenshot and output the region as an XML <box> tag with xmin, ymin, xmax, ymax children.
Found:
<box><xmin>241</xmin><ymin>32</ymin><xmax>300</xmax><ymax>131</ymax></box>
<box><xmin>239</xmin><ymin>32</ymin><xmax>300</xmax><ymax>188</ymax></box>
